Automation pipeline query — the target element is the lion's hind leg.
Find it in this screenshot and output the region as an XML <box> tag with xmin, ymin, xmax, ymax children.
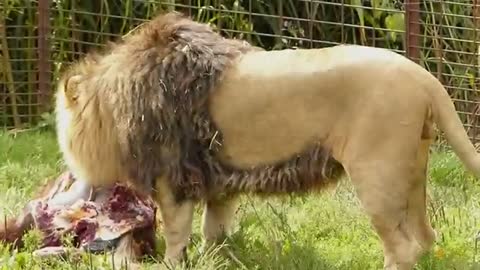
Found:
<box><xmin>407</xmin><ymin>139</ymin><xmax>436</xmax><ymax>253</ymax></box>
<box><xmin>345</xmin><ymin>140</ymin><xmax>435</xmax><ymax>270</ymax></box>
<box><xmin>348</xmin><ymin>164</ymin><xmax>424</xmax><ymax>270</ymax></box>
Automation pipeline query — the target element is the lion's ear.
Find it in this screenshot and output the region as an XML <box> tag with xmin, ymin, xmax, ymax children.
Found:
<box><xmin>64</xmin><ymin>75</ymin><xmax>83</xmax><ymax>104</ymax></box>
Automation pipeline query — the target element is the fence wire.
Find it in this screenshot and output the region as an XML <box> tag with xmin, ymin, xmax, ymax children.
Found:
<box><xmin>1</xmin><ymin>0</ymin><xmax>480</xmax><ymax>143</ymax></box>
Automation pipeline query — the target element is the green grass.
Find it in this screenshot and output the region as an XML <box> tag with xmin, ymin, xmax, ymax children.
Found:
<box><xmin>1</xmin><ymin>131</ymin><xmax>480</xmax><ymax>269</ymax></box>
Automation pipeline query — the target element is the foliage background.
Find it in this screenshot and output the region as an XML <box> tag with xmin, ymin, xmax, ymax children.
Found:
<box><xmin>2</xmin><ymin>0</ymin><xmax>480</xmax><ymax>141</ymax></box>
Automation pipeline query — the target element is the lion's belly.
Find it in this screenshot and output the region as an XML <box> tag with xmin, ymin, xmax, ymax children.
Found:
<box><xmin>209</xmin><ymin>71</ymin><xmax>348</xmax><ymax>170</ymax></box>
<box><xmin>211</xmin><ymin>100</ymin><xmax>333</xmax><ymax>169</ymax></box>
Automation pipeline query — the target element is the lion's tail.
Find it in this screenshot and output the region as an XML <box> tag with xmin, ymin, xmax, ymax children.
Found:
<box><xmin>427</xmin><ymin>73</ymin><xmax>480</xmax><ymax>177</ymax></box>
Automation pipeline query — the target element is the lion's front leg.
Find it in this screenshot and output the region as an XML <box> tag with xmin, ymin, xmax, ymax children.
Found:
<box><xmin>154</xmin><ymin>177</ymin><xmax>194</xmax><ymax>266</ymax></box>
<box><xmin>201</xmin><ymin>196</ymin><xmax>239</xmax><ymax>250</ymax></box>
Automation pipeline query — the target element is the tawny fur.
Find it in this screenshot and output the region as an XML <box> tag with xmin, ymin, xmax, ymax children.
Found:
<box><xmin>55</xmin><ymin>11</ymin><xmax>480</xmax><ymax>270</ymax></box>
<box><xmin>55</xmin><ymin>11</ymin><xmax>344</xmax><ymax>202</ymax></box>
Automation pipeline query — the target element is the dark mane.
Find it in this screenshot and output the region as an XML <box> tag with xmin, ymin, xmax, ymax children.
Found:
<box><xmin>70</xmin><ymin>11</ymin><xmax>345</xmax><ymax>202</ymax></box>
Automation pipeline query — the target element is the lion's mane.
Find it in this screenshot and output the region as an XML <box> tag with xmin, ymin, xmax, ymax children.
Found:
<box><xmin>62</xmin><ymin>12</ymin><xmax>345</xmax><ymax>202</ymax></box>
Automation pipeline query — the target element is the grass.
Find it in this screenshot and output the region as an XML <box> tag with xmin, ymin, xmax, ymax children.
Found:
<box><xmin>2</xmin><ymin>130</ymin><xmax>480</xmax><ymax>269</ymax></box>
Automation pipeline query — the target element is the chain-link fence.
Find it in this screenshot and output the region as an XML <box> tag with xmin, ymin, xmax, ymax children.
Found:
<box><xmin>2</xmin><ymin>0</ymin><xmax>480</xmax><ymax>143</ymax></box>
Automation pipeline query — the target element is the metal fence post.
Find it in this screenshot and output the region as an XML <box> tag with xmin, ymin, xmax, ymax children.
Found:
<box><xmin>405</xmin><ymin>0</ymin><xmax>421</xmax><ymax>63</ymax></box>
<box><xmin>37</xmin><ymin>0</ymin><xmax>51</xmax><ymax>115</ymax></box>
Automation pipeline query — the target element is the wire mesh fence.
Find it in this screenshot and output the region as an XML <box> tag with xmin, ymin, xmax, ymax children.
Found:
<box><xmin>1</xmin><ymin>0</ymin><xmax>480</xmax><ymax>143</ymax></box>
<box><xmin>1</xmin><ymin>1</ymin><xmax>41</xmax><ymax>130</ymax></box>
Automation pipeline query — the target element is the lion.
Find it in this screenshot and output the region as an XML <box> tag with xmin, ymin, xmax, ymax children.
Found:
<box><xmin>53</xmin><ymin>11</ymin><xmax>480</xmax><ymax>270</ymax></box>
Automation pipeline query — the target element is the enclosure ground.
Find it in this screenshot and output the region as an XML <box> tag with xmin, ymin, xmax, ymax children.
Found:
<box><xmin>1</xmin><ymin>131</ymin><xmax>480</xmax><ymax>269</ymax></box>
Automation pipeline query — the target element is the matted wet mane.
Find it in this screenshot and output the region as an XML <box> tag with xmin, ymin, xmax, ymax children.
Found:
<box><xmin>64</xmin><ymin>12</ymin><xmax>345</xmax><ymax>202</ymax></box>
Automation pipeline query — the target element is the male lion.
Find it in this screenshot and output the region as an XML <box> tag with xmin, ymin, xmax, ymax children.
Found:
<box><xmin>54</xmin><ymin>11</ymin><xmax>480</xmax><ymax>270</ymax></box>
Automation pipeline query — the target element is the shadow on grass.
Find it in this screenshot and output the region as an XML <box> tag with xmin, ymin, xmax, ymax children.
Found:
<box><xmin>222</xmin><ymin>231</ymin><xmax>336</xmax><ymax>270</ymax></box>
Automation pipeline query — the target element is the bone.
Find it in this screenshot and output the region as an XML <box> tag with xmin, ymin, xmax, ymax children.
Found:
<box><xmin>48</xmin><ymin>178</ymin><xmax>92</xmax><ymax>207</ymax></box>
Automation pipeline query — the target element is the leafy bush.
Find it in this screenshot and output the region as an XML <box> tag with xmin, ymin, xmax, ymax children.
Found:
<box><xmin>2</xmin><ymin>0</ymin><xmax>480</xmax><ymax>139</ymax></box>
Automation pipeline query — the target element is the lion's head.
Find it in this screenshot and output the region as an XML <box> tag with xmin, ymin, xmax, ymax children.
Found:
<box><xmin>53</xmin><ymin>11</ymin><xmax>206</xmax><ymax>189</ymax></box>
<box><xmin>53</xmin><ymin>11</ymin><xmax>255</xmax><ymax>196</ymax></box>
<box><xmin>54</xmin><ymin>54</ymin><xmax>125</xmax><ymax>187</ymax></box>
